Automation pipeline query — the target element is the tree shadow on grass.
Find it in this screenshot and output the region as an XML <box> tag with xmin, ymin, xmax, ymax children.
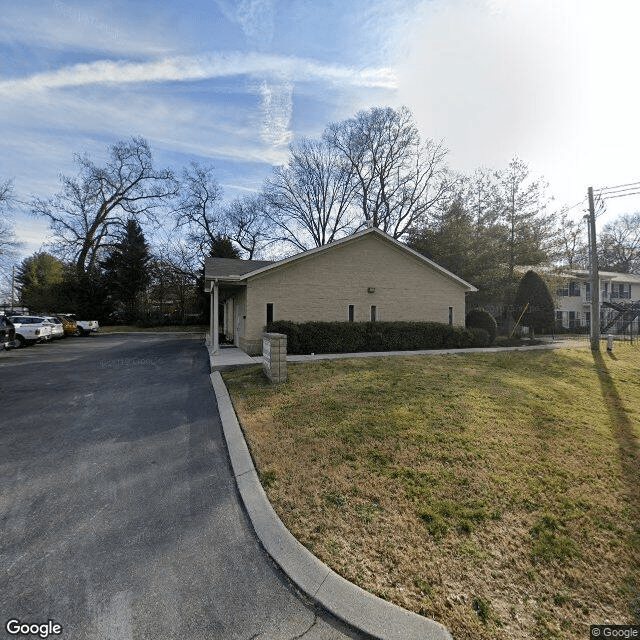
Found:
<box><xmin>593</xmin><ymin>349</ymin><xmax>640</xmax><ymax>622</ymax></box>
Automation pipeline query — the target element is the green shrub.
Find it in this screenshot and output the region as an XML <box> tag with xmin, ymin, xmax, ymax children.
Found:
<box><xmin>264</xmin><ymin>320</ymin><xmax>474</xmax><ymax>355</ymax></box>
<box><xmin>265</xmin><ymin>320</ymin><xmax>302</xmax><ymax>353</ymax></box>
<box><xmin>465</xmin><ymin>309</ymin><xmax>497</xmax><ymax>345</ymax></box>
<box><xmin>469</xmin><ymin>327</ymin><xmax>491</xmax><ymax>347</ymax></box>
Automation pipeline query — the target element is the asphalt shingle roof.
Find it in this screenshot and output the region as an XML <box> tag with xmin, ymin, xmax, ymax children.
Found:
<box><xmin>204</xmin><ymin>258</ymin><xmax>275</xmax><ymax>279</ymax></box>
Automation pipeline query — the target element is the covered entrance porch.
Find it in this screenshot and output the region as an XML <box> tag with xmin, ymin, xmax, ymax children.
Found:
<box><xmin>205</xmin><ymin>280</ymin><xmax>247</xmax><ymax>354</ymax></box>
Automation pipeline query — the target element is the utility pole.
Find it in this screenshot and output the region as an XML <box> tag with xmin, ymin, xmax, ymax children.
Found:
<box><xmin>587</xmin><ymin>187</ymin><xmax>600</xmax><ymax>351</ymax></box>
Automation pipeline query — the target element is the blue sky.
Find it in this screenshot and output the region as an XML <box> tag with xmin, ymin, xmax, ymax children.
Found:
<box><xmin>2</xmin><ymin>0</ymin><xmax>640</xmax><ymax>260</ymax></box>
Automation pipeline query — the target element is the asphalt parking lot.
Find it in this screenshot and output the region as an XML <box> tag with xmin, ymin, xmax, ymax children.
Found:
<box><xmin>1</xmin><ymin>333</ymin><xmax>362</xmax><ymax>639</ymax></box>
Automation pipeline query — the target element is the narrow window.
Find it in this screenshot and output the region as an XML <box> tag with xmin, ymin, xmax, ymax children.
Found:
<box><xmin>348</xmin><ymin>305</ymin><xmax>355</xmax><ymax>322</ymax></box>
<box><xmin>370</xmin><ymin>305</ymin><xmax>377</xmax><ymax>322</ymax></box>
<box><xmin>448</xmin><ymin>307</ymin><xmax>454</xmax><ymax>325</ymax></box>
<box><xmin>266</xmin><ymin>303</ymin><xmax>274</xmax><ymax>325</ymax></box>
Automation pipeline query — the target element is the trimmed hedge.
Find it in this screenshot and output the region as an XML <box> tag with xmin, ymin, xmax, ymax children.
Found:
<box><xmin>264</xmin><ymin>320</ymin><xmax>474</xmax><ymax>355</ymax></box>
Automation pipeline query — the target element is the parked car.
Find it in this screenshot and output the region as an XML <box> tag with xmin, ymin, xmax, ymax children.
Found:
<box><xmin>8</xmin><ymin>316</ymin><xmax>51</xmax><ymax>346</ymax></box>
<box><xmin>63</xmin><ymin>314</ymin><xmax>99</xmax><ymax>336</ymax></box>
<box><xmin>43</xmin><ymin>316</ymin><xmax>65</xmax><ymax>339</ymax></box>
<box><xmin>0</xmin><ymin>315</ymin><xmax>17</xmax><ymax>349</ymax></box>
<box><xmin>56</xmin><ymin>314</ymin><xmax>77</xmax><ymax>336</ymax></box>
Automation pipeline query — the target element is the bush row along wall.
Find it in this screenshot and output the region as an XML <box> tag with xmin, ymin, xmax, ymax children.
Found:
<box><xmin>264</xmin><ymin>320</ymin><xmax>476</xmax><ymax>355</ymax></box>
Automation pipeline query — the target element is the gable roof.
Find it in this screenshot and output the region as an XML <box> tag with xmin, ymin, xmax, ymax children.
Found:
<box><xmin>205</xmin><ymin>257</ymin><xmax>275</xmax><ymax>279</ymax></box>
<box><xmin>519</xmin><ymin>265</ymin><xmax>640</xmax><ymax>285</ymax></box>
<box><xmin>205</xmin><ymin>227</ymin><xmax>477</xmax><ymax>292</ymax></box>
<box><xmin>570</xmin><ymin>269</ymin><xmax>640</xmax><ymax>284</ymax></box>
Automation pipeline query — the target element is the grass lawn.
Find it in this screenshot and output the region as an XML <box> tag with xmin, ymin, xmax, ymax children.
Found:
<box><xmin>99</xmin><ymin>325</ymin><xmax>208</xmax><ymax>333</ymax></box>
<box><xmin>223</xmin><ymin>344</ymin><xmax>640</xmax><ymax>640</ymax></box>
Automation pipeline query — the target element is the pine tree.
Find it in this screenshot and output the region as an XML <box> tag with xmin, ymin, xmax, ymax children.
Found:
<box><xmin>101</xmin><ymin>220</ymin><xmax>150</xmax><ymax>322</ymax></box>
<box><xmin>209</xmin><ymin>234</ymin><xmax>241</xmax><ymax>258</ymax></box>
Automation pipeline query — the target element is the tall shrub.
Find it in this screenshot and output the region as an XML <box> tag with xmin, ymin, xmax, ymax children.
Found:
<box><xmin>514</xmin><ymin>270</ymin><xmax>555</xmax><ymax>336</ymax></box>
<box><xmin>465</xmin><ymin>309</ymin><xmax>497</xmax><ymax>345</ymax></box>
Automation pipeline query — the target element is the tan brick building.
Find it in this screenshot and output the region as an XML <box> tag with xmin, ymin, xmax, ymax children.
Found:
<box><xmin>204</xmin><ymin>227</ymin><xmax>477</xmax><ymax>355</ymax></box>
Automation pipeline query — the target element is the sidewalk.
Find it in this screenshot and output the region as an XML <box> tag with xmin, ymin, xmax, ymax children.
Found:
<box><xmin>206</xmin><ymin>337</ymin><xmax>585</xmax><ymax>371</ymax></box>
<box><xmin>208</xmin><ymin>345</ymin><xmax>261</xmax><ymax>370</ymax></box>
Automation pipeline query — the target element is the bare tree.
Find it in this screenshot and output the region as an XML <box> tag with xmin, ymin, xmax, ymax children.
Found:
<box><xmin>147</xmin><ymin>240</ymin><xmax>201</xmax><ymax>322</ymax></box>
<box><xmin>462</xmin><ymin>168</ymin><xmax>502</xmax><ymax>230</ymax></box>
<box><xmin>324</xmin><ymin>106</ymin><xmax>452</xmax><ymax>239</ymax></box>
<box><xmin>599</xmin><ymin>212</ymin><xmax>640</xmax><ymax>273</ymax></box>
<box><xmin>0</xmin><ymin>179</ymin><xmax>21</xmax><ymax>269</ymax></box>
<box><xmin>263</xmin><ymin>137</ymin><xmax>358</xmax><ymax>251</ymax></box>
<box><xmin>174</xmin><ymin>162</ymin><xmax>224</xmax><ymax>260</ymax></box>
<box><xmin>493</xmin><ymin>157</ymin><xmax>553</xmax><ymax>288</ymax></box>
<box><xmin>31</xmin><ymin>137</ymin><xmax>178</xmax><ymax>274</ymax></box>
<box><xmin>223</xmin><ymin>193</ymin><xmax>272</xmax><ymax>259</ymax></box>
<box><xmin>554</xmin><ymin>211</ymin><xmax>589</xmax><ymax>268</ymax></box>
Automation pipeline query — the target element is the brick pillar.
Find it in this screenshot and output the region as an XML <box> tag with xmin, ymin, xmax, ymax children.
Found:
<box><xmin>262</xmin><ymin>333</ymin><xmax>287</xmax><ymax>383</ymax></box>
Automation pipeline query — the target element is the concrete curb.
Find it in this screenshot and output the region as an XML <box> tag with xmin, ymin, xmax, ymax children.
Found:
<box><xmin>210</xmin><ymin>371</ymin><xmax>453</xmax><ymax>640</ymax></box>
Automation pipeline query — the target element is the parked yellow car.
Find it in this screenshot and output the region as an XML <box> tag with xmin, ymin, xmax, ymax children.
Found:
<box><xmin>57</xmin><ymin>314</ymin><xmax>77</xmax><ymax>337</ymax></box>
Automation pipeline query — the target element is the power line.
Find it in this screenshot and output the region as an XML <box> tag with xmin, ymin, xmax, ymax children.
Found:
<box><xmin>595</xmin><ymin>180</ymin><xmax>640</xmax><ymax>193</ymax></box>
<box><xmin>597</xmin><ymin>186</ymin><xmax>640</xmax><ymax>198</ymax></box>
<box><xmin>560</xmin><ymin>198</ymin><xmax>588</xmax><ymax>215</ymax></box>
<box><xmin>599</xmin><ymin>191</ymin><xmax>640</xmax><ymax>200</ymax></box>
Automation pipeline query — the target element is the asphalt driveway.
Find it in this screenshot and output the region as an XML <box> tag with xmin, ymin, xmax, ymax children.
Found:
<box><xmin>0</xmin><ymin>333</ymin><xmax>362</xmax><ymax>639</ymax></box>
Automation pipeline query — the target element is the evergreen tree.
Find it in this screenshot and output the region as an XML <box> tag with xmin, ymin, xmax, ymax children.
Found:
<box><xmin>101</xmin><ymin>220</ymin><xmax>150</xmax><ymax>322</ymax></box>
<box><xmin>209</xmin><ymin>234</ymin><xmax>241</xmax><ymax>258</ymax></box>
<box><xmin>514</xmin><ymin>270</ymin><xmax>555</xmax><ymax>337</ymax></box>
<box><xmin>16</xmin><ymin>252</ymin><xmax>65</xmax><ymax>311</ymax></box>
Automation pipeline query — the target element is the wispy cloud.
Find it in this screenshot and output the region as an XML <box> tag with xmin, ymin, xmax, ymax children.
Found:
<box><xmin>259</xmin><ymin>80</ymin><xmax>293</xmax><ymax>148</ymax></box>
<box><xmin>0</xmin><ymin>51</ymin><xmax>397</xmax><ymax>96</ymax></box>
<box><xmin>0</xmin><ymin>4</ymin><xmax>173</xmax><ymax>58</ymax></box>
<box><xmin>236</xmin><ymin>0</ymin><xmax>275</xmax><ymax>49</ymax></box>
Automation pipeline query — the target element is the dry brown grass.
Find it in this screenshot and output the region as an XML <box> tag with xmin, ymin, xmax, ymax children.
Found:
<box><xmin>223</xmin><ymin>344</ymin><xmax>640</xmax><ymax>639</ymax></box>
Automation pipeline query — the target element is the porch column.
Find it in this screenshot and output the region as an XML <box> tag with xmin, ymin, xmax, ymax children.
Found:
<box><xmin>211</xmin><ymin>279</ymin><xmax>219</xmax><ymax>354</ymax></box>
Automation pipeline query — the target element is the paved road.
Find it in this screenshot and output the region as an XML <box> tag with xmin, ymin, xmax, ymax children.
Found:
<box><xmin>1</xmin><ymin>334</ymin><xmax>362</xmax><ymax>640</ymax></box>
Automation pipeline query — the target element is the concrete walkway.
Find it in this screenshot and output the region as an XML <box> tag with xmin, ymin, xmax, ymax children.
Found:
<box><xmin>206</xmin><ymin>337</ymin><xmax>586</xmax><ymax>371</ymax></box>
<box><xmin>208</xmin><ymin>344</ymin><xmax>260</xmax><ymax>370</ymax></box>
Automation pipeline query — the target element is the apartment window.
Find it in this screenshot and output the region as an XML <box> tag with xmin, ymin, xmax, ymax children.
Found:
<box><xmin>370</xmin><ymin>305</ymin><xmax>377</xmax><ymax>322</ymax></box>
<box><xmin>612</xmin><ymin>283</ymin><xmax>631</xmax><ymax>299</ymax></box>
<box><xmin>448</xmin><ymin>307</ymin><xmax>454</xmax><ymax>325</ymax></box>
<box><xmin>266</xmin><ymin>303</ymin><xmax>274</xmax><ymax>325</ymax></box>
<box><xmin>348</xmin><ymin>305</ymin><xmax>355</xmax><ymax>322</ymax></box>
<box><xmin>556</xmin><ymin>283</ymin><xmax>569</xmax><ymax>297</ymax></box>
<box><xmin>556</xmin><ymin>311</ymin><xmax>563</xmax><ymax>324</ymax></box>
<box><xmin>568</xmin><ymin>311</ymin><xmax>575</xmax><ymax>329</ymax></box>
<box><xmin>585</xmin><ymin>282</ymin><xmax>591</xmax><ymax>302</ymax></box>
<box><xmin>585</xmin><ymin>312</ymin><xmax>591</xmax><ymax>327</ymax></box>
<box><xmin>569</xmin><ymin>281</ymin><xmax>580</xmax><ymax>296</ymax></box>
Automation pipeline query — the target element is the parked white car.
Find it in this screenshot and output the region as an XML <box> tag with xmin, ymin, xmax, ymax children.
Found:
<box><xmin>8</xmin><ymin>316</ymin><xmax>52</xmax><ymax>346</ymax></box>
<box><xmin>43</xmin><ymin>316</ymin><xmax>65</xmax><ymax>339</ymax></box>
<box><xmin>62</xmin><ymin>314</ymin><xmax>99</xmax><ymax>336</ymax></box>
